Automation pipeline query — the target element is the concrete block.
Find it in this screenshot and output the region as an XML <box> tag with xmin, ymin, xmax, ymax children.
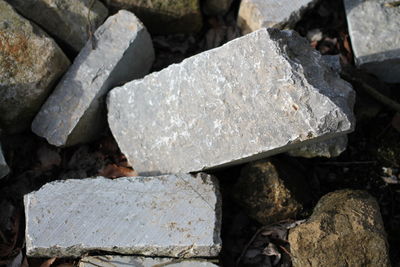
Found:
<box><xmin>25</xmin><ymin>174</ymin><xmax>221</xmax><ymax>257</ymax></box>
<box><xmin>107</xmin><ymin>28</ymin><xmax>355</xmax><ymax>175</ymax></box>
<box><xmin>237</xmin><ymin>0</ymin><xmax>318</xmax><ymax>34</ymax></box>
<box><xmin>0</xmin><ymin>143</ymin><xmax>9</xmax><ymax>178</ymax></box>
<box><xmin>344</xmin><ymin>0</ymin><xmax>400</xmax><ymax>83</ymax></box>
<box><xmin>32</xmin><ymin>10</ymin><xmax>155</xmax><ymax>147</ymax></box>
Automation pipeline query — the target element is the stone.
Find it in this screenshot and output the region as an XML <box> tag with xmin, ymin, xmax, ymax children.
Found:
<box><xmin>237</xmin><ymin>0</ymin><xmax>318</xmax><ymax>34</ymax></box>
<box><xmin>0</xmin><ymin>0</ymin><xmax>70</xmax><ymax>133</ymax></box>
<box><xmin>203</xmin><ymin>0</ymin><xmax>233</xmax><ymax>16</ymax></box>
<box><xmin>233</xmin><ymin>158</ymin><xmax>311</xmax><ymax>225</ymax></box>
<box><xmin>344</xmin><ymin>0</ymin><xmax>400</xmax><ymax>83</ymax></box>
<box><xmin>6</xmin><ymin>0</ymin><xmax>108</xmax><ymax>52</ymax></box>
<box><xmin>289</xmin><ymin>190</ymin><xmax>390</xmax><ymax>267</ymax></box>
<box><xmin>25</xmin><ymin>174</ymin><xmax>221</xmax><ymax>257</ymax></box>
<box><xmin>32</xmin><ymin>10</ymin><xmax>154</xmax><ymax>147</ymax></box>
<box><xmin>107</xmin><ymin>28</ymin><xmax>355</xmax><ymax>175</ymax></box>
<box><xmin>79</xmin><ymin>256</ymin><xmax>219</xmax><ymax>267</ymax></box>
<box><xmin>107</xmin><ymin>0</ymin><xmax>202</xmax><ymax>34</ymax></box>
<box><xmin>0</xmin><ymin>143</ymin><xmax>9</xmax><ymax>178</ymax></box>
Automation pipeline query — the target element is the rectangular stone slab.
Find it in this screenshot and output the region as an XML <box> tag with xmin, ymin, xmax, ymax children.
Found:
<box><xmin>344</xmin><ymin>0</ymin><xmax>400</xmax><ymax>83</ymax></box>
<box><xmin>32</xmin><ymin>10</ymin><xmax>155</xmax><ymax>147</ymax></box>
<box><xmin>107</xmin><ymin>28</ymin><xmax>355</xmax><ymax>175</ymax></box>
<box><xmin>25</xmin><ymin>174</ymin><xmax>221</xmax><ymax>257</ymax></box>
<box><xmin>0</xmin><ymin>143</ymin><xmax>9</xmax><ymax>178</ymax></box>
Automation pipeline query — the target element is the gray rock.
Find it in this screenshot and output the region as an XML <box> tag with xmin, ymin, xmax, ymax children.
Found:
<box><xmin>237</xmin><ymin>0</ymin><xmax>318</xmax><ymax>34</ymax></box>
<box><xmin>344</xmin><ymin>0</ymin><xmax>400</xmax><ymax>83</ymax></box>
<box><xmin>0</xmin><ymin>143</ymin><xmax>9</xmax><ymax>178</ymax></box>
<box><xmin>6</xmin><ymin>0</ymin><xmax>108</xmax><ymax>52</ymax></box>
<box><xmin>25</xmin><ymin>174</ymin><xmax>221</xmax><ymax>257</ymax></box>
<box><xmin>107</xmin><ymin>28</ymin><xmax>355</xmax><ymax>175</ymax></box>
<box><xmin>289</xmin><ymin>190</ymin><xmax>390</xmax><ymax>267</ymax></box>
<box><xmin>79</xmin><ymin>256</ymin><xmax>219</xmax><ymax>267</ymax></box>
<box><xmin>32</xmin><ymin>10</ymin><xmax>155</xmax><ymax>147</ymax></box>
<box><xmin>203</xmin><ymin>0</ymin><xmax>233</xmax><ymax>16</ymax></box>
<box><xmin>0</xmin><ymin>0</ymin><xmax>70</xmax><ymax>134</ymax></box>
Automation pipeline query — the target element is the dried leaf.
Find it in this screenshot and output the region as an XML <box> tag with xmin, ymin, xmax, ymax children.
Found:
<box><xmin>263</xmin><ymin>243</ymin><xmax>281</xmax><ymax>265</ymax></box>
<box><xmin>39</xmin><ymin>258</ymin><xmax>56</xmax><ymax>267</ymax></box>
<box><xmin>98</xmin><ymin>164</ymin><xmax>138</xmax><ymax>179</ymax></box>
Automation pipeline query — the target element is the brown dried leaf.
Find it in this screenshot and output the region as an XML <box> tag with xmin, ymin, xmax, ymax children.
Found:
<box><xmin>98</xmin><ymin>164</ymin><xmax>138</xmax><ymax>179</ymax></box>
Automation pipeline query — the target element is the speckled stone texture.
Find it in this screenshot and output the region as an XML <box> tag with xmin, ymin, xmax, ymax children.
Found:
<box><xmin>6</xmin><ymin>0</ymin><xmax>108</xmax><ymax>52</ymax></box>
<box><xmin>108</xmin><ymin>28</ymin><xmax>355</xmax><ymax>175</ymax></box>
<box><xmin>79</xmin><ymin>256</ymin><xmax>219</xmax><ymax>267</ymax></box>
<box><xmin>344</xmin><ymin>0</ymin><xmax>400</xmax><ymax>83</ymax></box>
<box><xmin>0</xmin><ymin>0</ymin><xmax>70</xmax><ymax>133</ymax></box>
<box><xmin>32</xmin><ymin>10</ymin><xmax>154</xmax><ymax>147</ymax></box>
<box><xmin>237</xmin><ymin>0</ymin><xmax>318</xmax><ymax>34</ymax></box>
<box><xmin>25</xmin><ymin>174</ymin><xmax>221</xmax><ymax>257</ymax></box>
<box><xmin>0</xmin><ymin>143</ymin><xmax>9</xmax><ymax>178</ymax></box>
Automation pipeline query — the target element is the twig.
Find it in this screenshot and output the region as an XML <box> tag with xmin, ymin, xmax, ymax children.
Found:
<box><xmin>278</xmin><ymin>245</ymin><xmax>292</xmax><ymax>258</ymax></box>
<box><xmin>87</xmin><ymin>0</ymin><xmax>96</xmax><ymax>49</ymax></box>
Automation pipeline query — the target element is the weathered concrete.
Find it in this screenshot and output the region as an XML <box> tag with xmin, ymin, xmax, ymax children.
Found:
<box><xmin>0</xmin><ymin>0</ymin><xmax>70</xmax><ymax>133</ymax></box>
<box><xmin>203</xmin><ymin>0</ymin><xmax>233</xmax><ymax>16</ymax></box>
<box><xmin>25</xmin><ymin>174</ymin><xmax>221</xmax><ymax>257</ymax></box>
<box><xmin>289</xmin><ymin>190</ymin><xmax>390</xmax><ymax>267</ymax></box>
<box><xmin>6</xmin><ymin>0</ymin><xmax>108</xmax><ymax>52</ymax></box>
<box><xmin>79</xmin><ymin>256</ymin><xmax>219</xmax><ymax>267</ymax></box>
<box><xmin>0</xmin><ymin>143</ymin><xmax>9</xmax><ymax>178</ymax></box>
<box><xmin>107</xmin><ymin>0</ymin><xmax>202</xmax><ymax>34</ymax></box>
<box><xmin>344</xmin><ymin>0</ymin><xmax>400</xmax><ymax>83</ymax></box>
<box><xmin>108</xmin><ymin>28</ymin><xmax>355</xmax><ymax>175</ymax></box>
<box><xmin>32</xmin><ymin>10</ymin><xmax>155</xmax><ymax>147</ymax></box>
<box><xmin>237</xmin><ymin>0</ymin><xmax>318</xmax><ymax>34</ymax></box>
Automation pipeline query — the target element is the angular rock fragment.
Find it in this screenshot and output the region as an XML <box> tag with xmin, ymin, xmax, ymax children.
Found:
<box><xmin>79</xmin><ymin>256</ymin><xmax>219</xmax><ymax>267</ymax></box>
<box><xmin>237</xmin><ymin>0</ymin><xmax>318</xmax><ymax>34</ymax></box>
<box><xmin>32</xmin><ymin>10</ymin><xmax>154</xmax><ymax>147</ymax></box>
<box><xmin>0</xmin><ymin>0</ymin><xmax>70</xmax><ymax>133</ymax></box>
<box><xmin>108</xmin><ymin>28</ymin><xmax>355</xmax><ymax>175</ymax></box>
<box><xmin>25</xmin><ymin>174</ymin><xmax>221</xmax><ymax>257</ymax></box>
<box><xmin>289</xmin><ymin>190</ymin><xmax>390</xmax><ymax>267</ymax></box>
<box><xmin>107</xmin><ymin>0</ymin><xmax>202</xmax><ymax>34</ymax></box>
<box><xmin>6</xmin><ymin>0</ymin><xmax>108</xmax><ymax>52</ymax></box>
<box><xmin>203</xmin><ymin>0</ymin><xmax>233</xmax><ymax>16</ymax></box>
<box><xmin>0</xmin><ymin>143</ymin><xmax>9</xmax><ymax>178</ymax></box>
<box><xmin>344</xmin><ymin>0</ymin><xmax>400</xmax><ymax>83</ymax></box>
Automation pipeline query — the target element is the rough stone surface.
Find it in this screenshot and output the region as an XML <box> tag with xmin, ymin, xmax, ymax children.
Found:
<box><xmin>203</xmin><ymin>0</ymin><xmax>233</xmax><ymax>16</ymax></box>
<box><xmin>237</xmin><ymin>0</ymin><xmax>318</xmax><ymax>34</ymax></box>
<box><xmin>79</xmin><ymin>256</ymin><xmax>219</xmax><ymax>267</ymax></box>
<box><xmin>0</xmin><ymin>143</ymin><xmax>9</xmax><ymax>178</ymax></box>
<box><xmin>344</xmin><ymin>0</ymin><xmax>400</xmax><ymax>83</ymax></box>
<box><xmin>289</xmin><ymin>190</ymin><xmax>390</xmax><ymax>267</ymax></box>
<box><xmin>32</xmin><ymin>10</ymin><xmax>154</xmax><ymax>147</ymax></box>
<box><xmin>233</xmin><ymin>158</ymin><xmax>311</xmax><ymax>225</ymax></box>
<box><xmin>6</xmin><ymin>0</ymin><xmax>108</xmax><ymax>52</ymax></box>
<box><xmin>0</xmin><ymin>0</ymin><xmax>70</xmax><ymax>133</ymax></box>
<box><xmin>107</xmin><ymin>0</ymin><xmax>202</xmax><ymax>34</ymax></box>
<box><xmin>108</xmin><ymin>28</ymin><xmax>355</xmax><ymax>175</ymax></box>
<box><xmin>25</xmin><ymin>174</ymin><xmax>221</xmax><ymax>257</ymax></box>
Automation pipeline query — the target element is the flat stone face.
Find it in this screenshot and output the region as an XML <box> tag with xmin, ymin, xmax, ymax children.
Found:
<box><xmin>25</xmin><ymin>174</ymin><xmax>221</xmax><ymax>257</ymax></box>
<box><xmin>0</xmin><ymin>0</ymin><xmax>70</xmax><ymax>134</ymax></box>
<box><xmin>344</xmin><ymin>0</ymin><xmax>400</xmax><ymax>83</ymax></box>
<box><xmin>79</xmin><ymin>256</ymin><xmax>219</xmax><ymax>267</ymax></box>
<box><xmin>237</xmin><ymin>0</ymin><xmax>317</xmax><ymax>34</ymax></box>
<box><xmin>32</xmin><ymin>10</ymin><xmax>155</xmax><ymax>147</ymax></box>
<box><xmin>0</xmin><ymin>143</ymin><xmax>9</xmax><ymax>178</ymax></box>
<box><xmin>108</xmin><ymin>28</ymin><xmax>355</xmax><ymax>175</ymax></box>
<box><xmin>6</xmin><ymin>0</ymin><xmax>108</xmax><ymax>52</ymax></box>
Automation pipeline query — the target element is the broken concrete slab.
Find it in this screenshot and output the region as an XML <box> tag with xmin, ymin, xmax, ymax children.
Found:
<box><xmin>25</xmin><ymin>174</ymin><xmax>221</xmax><ymax>257</ymax></box>
<box><xmin>344</xmin><ymin>0</ymin><xmax>400</xmax><ymax>83</ymax></box>
<box><xmin>32</xmin><ymin>10</ymin><xmax>155</xmax><ymax>147</ymax></box>
<box><xmin>6</xmin><ymin>0</ymin><xmax>108</xmax><ymax>52</ymax></box>
<box><xmin>79</xmin><ymin>256</ymin><xmax>219</xmax><ymax>267</ymax></box>
<box><xmin>107</xmin><ymin>28</ymin><xmax>355</xmax><ymax>175</ymax></box>
<box><xmin>0</xmin><ymin>0</ymin><xmax>70</xmax><ymax>134</ymax></box>
<box><xmin>0</xmin><ymin>143</ymin><xmax>9</xmax><ymax>178</ymax></box>
<box><xmin>237</xmin><ymin>0</ymin><xmax>318</xmax><ymax>34</ymax></box>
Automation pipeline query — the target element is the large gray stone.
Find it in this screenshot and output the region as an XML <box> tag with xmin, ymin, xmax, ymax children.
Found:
<box><xmin>107</xmin><ymin>28</ymin><xmax>355</xmax><ymax>175</ymax></box>
<box><xmin>0</xmin><ymin>143</ymin><xmax>9</xmax><ymax>178</ymax></box>
<box><xmin>344</xmin><ymin>0</ymin><xmax>400</xmax><ymax>83</ymax></box>
<box><xmin>6</xmin><ymin>0</ymin><xmax>108</xmax><ymax>52</ymax></box>
<box><xmin>25</xmin><ymin>174</ymin><xmax>221</xmax><ymax>257</ymax></box>
<box><xmin>32</xmin><ymin>10</ymin><xmax>155</xmax><ymax>147</ymax></box>
<box><xmin>79</xmin><ymin>256</ymin><xmax>219</xmax><ymax>267</ymax></box>
<box><xmin>0</xmin><ymin>0</ymin><xmax>70</xmax><ymax>133</ymax></box>
<box><xmin>237</xmin><ymin>0</ymin><xmax>318</xmax><ymax>34</ymax></box>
